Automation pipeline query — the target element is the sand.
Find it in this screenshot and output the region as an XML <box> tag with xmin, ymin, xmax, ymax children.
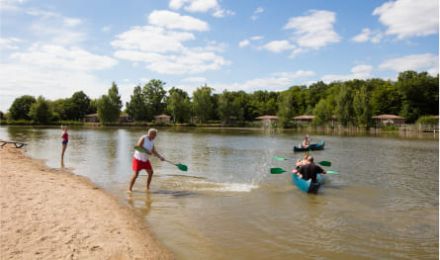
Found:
<box><xmin>0</xmin><ymin>146</ymin><xmax>173</xmax><ymax>260</ymax></box>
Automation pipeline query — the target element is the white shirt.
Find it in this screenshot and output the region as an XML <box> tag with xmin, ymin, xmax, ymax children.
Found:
<box><xmin>133</xmin><ymin>135</ymin><xmax>154</xmax><ymax>162</ymax></box>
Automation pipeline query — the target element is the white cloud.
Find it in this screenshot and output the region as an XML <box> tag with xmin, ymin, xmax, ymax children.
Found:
<box><xmin>214</xmin><ymin>70</ymin><xmax>315</xmax><ymax>92</ymax></box>
<box><xmin>260</xmin><ymin>40</ymin><xmax>295</xmax><ymax>53</ymax></box>
<box><xmin>352</xmin><ymin>28</ymin><xmax>383</xmax><ymax>43</ymax></box>
<box><xmin>0</xmin><ymin>62</ymin><xmax>112</xmax><ymax>111</ymax></box>
<box><xmin>284</xmin><ymin>10</ymin><xmax>341</xmax><ymax>50</ymax></box>
<box><xmin>0</xmin><ymin>37</ymin><xmax>22</xmax><ymax>50</ymax></box>
<box><xmin>181</xmin><ymin>76</ymin><xmax>207</xmax><ymax>83</ymax></box>
<box><xmin>0</xmin><ymin>0</ymin><xmax>28</xmax><ymax>11</ymax></box>
<box><xmin>321</xmin><ymin>64</ymin><xmax>373</xmax><ymax>83</ymax></box>
<box><xmin>169</xmin><ymin>0</ymin><xmax>234</xmax><ymax>17</ymax></box>
<box><xmin>111</xmin><ymin>26</ymin><xmax>194</xmax><ymax>53</ymax></box>
<box><xmin>251</xmin><ymin>6</ymin><xmax>264</xmax><ymax>20</ymax></box>
<box><xmin>25</xmin><ymin>9</ymin><xmax>86</xmax><ymax>46</ymax></box>
<box><xmin>239</xmin><ymin>39</ymin><xmax>250</xmax><ymax>48</ymax></box>
<box><xmin>238</xmin><ymin>35</ymin><xmax>263</xmax><ymax>48</ymax></box>
<box><xmin>112</xmin><ymin>10</ymin><xmax>228</xmax><ymax>75</ymax></box>
<box><xmin>148</xmin><ymin>10</ymin><xmax>209</xmax><ymax>31</ymax></box>
<box><xmin>373</xmin><ymin>0</ymin><xmax>439</xmax><ymax>39</ymax></box>
<box><xmin>9</xmin><ymin>44</ymin><xmax>117</xmax><ymax>71</ymax></box>
<box><xmin>379</xmin><ymin>53</ymin><xmax>439</xmax><ymax>75</ymax></box>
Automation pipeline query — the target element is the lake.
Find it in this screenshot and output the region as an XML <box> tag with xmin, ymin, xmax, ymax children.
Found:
<box><xmin>1</xmin><ymin>126</ymin><xmax>438</xmax><ymax>259</ymax></box>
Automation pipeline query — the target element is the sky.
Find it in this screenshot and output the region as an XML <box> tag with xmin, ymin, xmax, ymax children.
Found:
<box><xmin>0</xmin><ymin>0</ymin><xmax>438</xmax><ymax>111</ymax></box>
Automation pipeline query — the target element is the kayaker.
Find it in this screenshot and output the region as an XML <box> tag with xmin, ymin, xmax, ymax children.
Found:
<box><xmin>302</xmin><ymin>134</ymin><xmax>311</xmax><ymax>148</ymax></box>
<box><xmin>296</xmin><ymin>155</ymin><xmax>326</xmax><ymax>183</ymax></box>
<box><xmin>128</xmin><ymin>128</ymin><xmax>165</xmax><ymax>192</ymax></box>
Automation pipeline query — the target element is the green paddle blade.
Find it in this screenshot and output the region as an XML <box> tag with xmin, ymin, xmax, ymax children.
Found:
<box><xmin>273</xmin><ymin>156</ymin><xmax>287</xmax><ymax>161</ymax></box>
<box><xmin>176</xmin><ymin>163</ymin><xmax>188</xmax><ymax>171</ymax></box>
<box><xmin>134</xmin><ymin>146</ymin><xmax>148</xmax><ymax>153</ymax></box>
<box><xmin>270</xmin><ymin>167</ymin><xmax>287</xmax><ymax>174</ymax></box>
<box><xmin>318</xmin><ymin>161</ymin><xmax>331</xmax><ymax>167</ymax></box>
<box><xmin>326</xmin><ymin>170</ymin><xmax>339</xmax><ymax>175</ymax></box>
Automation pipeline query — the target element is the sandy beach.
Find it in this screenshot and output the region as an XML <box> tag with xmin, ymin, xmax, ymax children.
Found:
<box><xmin>0</xmin><ymin>146</ymin><xmax>173</xmax><ymax>259</ymax></box>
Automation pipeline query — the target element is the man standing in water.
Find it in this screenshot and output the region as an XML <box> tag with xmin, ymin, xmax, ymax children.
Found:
<box><xmin>129</xmin><ymin>128</ymin><xmax>165</xmax><ymax>192</ymax></box>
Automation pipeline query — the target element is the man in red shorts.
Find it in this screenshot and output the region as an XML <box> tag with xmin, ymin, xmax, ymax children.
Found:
<box><xmin>128</xmin><ymin>128</ymin><xmax>165</xmax><ymax>192</ymax></box>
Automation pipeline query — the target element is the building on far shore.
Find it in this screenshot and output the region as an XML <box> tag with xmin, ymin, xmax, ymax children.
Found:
<box><xmin>256</xmin><ymin>115</ymin><xmax>278</xmax><ymax>128</ymax></box>
<box><xmin>372</xmin><ymin>114</ymin><xmax>405</xmax><ymax>126</ymax></box>
<box><xmin>293</xmin><ymin>115</ymin><xmax>314</xmax><ymax>124</ymax></box>
<box><xmin>83</xmin><ymin>112</ymin><xmax>133</xmax><ymax>123</ymax></box>
<box><xmin>154</xmin><ymin>114</ymin><xmax>171</xmax><ymax>124</ymax></box>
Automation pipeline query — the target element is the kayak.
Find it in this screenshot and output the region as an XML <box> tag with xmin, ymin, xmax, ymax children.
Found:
<box><xmin>291</xmin><ymin>173</ymin><xmax>326</xmax><ymax>193</ymax></box>
<box><xmin>293</xmin><ymin>140</ymin><xmax>325</xmax><ymax>152</ymax></box>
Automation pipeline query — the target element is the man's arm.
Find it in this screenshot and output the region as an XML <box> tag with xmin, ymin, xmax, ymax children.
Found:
<box><xmin>152</xmin><ymin>145</ymin><xmax>165</xmax><ymax>161</ymax></box>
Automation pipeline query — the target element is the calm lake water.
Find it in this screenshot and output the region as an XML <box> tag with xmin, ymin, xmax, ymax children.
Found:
<box><xmin>1</xmin><ymin>126</ymin><xmax>438</xmax><ymax>259</ymax></box>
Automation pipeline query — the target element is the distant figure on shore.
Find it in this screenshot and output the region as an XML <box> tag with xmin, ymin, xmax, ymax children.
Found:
<box><xmin>129</xmin><ymin>128</ymin><xmax>165</xmax><ymax>192</ymax></box>
<box><xmin>302</xmin><ymin>134</ymin><xmax>311</xmax><ymax>148</ymax></box>
<box><xmin>61</xmin><ymin>125</ymin><xmax>68</xmax><ymax>165</ymax></box>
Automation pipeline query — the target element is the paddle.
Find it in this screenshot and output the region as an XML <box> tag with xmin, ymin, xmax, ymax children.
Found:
<box><xmin>273</xmin><ymin>156</ymin><xmax>331</xmax><ymax>167</ymax></box>
<box><xmin>270</xmin><ymin>167</ymin><xmax>339</xmax><ymax>175</ymax></box>
<box><xmin>165</xmin><ymin>160</ymin><xmax>188</xmax><ymax>172</ymax></box>
<box><xmin>270</xmin><ymin>167</ymin><xmax>287</xmax><ymax>174</ymax></box>
<box><xmin>134</xmin><ymin>146</ymin><xmax>188</xmax><ymax>172</ymax></box>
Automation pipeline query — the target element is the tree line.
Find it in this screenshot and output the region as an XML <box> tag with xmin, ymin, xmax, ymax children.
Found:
<box><xmin>3</xmin><ymin>71</ymin><xmax>438</xmax><ymax>127</ymax></box>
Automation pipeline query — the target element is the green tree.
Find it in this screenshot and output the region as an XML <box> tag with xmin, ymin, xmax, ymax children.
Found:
<box><xmin>217</xmin><ymin>90</ymin><xmax>248</xmax><ymax>124</ymax></box>
<box><xmin>313</xmin><ymin>98</ymin><xmax>334</xmax><ymax>125</ymax></box>
<box><xmin>97</xmin><ymin>82</ymin><xmax>122</xmax><ymax>124</ymax></box>
<box><xmin>335</xmin><ymin>83</ymin><xmax>355</xmax><ymax>127</ymax></box>
<box><xmin>143</xmin><ymin>79</ymin><xmax>166</xmax><ymax>119</ymax></box>
<box><xmin>166</xmin><ymin>87</ymin><xmax>191</xmax><ymax>123</ymax></box>
<box><xmin>370</xmin><ymin>80</ymin><xmax>401</xmax><ymax>115</ymax></box>
<box><xmin>28</xmin><ymin>96</ymin><xmax>52</xmax><ymax>123</ymax></box>
<box><xmin>69</xmin><ymin>91</ymin><xmax>91</xmax><ymax>120</ymax></box>
<box><xmin>353</xmin><ymin>84</ymin><xmax>372</xmax><ymax>128</ymax></box>
<box><xmin>397</xmin><ymin>71</ymin><xmax>439</xmax><ymax>122</ymax></box>
<box><xmin>192</xmin><ymin>85</ymin><xmax>214</xmax><ymax>123</ymax></box>
<box><xmin>9</xmin><ymin>95</ymin><xmax>36</xmax><ymax>120</ymax></box>
<box><xmin>126</xmin><ymin>86</ymin><xmax>149</xmax><ymax>121</ymax></box>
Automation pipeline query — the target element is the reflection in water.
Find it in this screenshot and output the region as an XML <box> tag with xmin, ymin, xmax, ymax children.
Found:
<box><xmin>0</xmin><ymin>126</ymin><xmax>438</xmax><ymax>259</ymax></box>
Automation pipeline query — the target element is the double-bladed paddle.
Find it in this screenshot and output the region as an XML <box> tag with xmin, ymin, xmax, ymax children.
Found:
<box><xmin>134</xmin><ymin>146</ymin><xmax>188</xmax><ymax>172</ymax></box>
<box><xmin>270</xmin><ymin>167</ymin><xmax>339</xmax><ymax>175</ymax></box>
<box><xmin>273</xmin><ymin>156</ymin><xmax>332</xmax><ymax>167</ymax></box>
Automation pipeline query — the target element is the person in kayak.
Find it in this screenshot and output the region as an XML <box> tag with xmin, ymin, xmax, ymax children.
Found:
<box><xmin>128</xmin><ymin>128</ymin><xmax>165</xmax><ymax>192</ymax></box>
<box><xmin>296</xmin><ymin>155</ymin><xmax>326</xmax><ymax>183</ymax></box>
<box><xmin>302</xmin><ymin>134</ymin><xmax>311</xmax><ymax>148</ymax></box>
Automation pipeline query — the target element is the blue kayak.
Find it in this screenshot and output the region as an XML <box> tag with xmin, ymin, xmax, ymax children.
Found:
<box><xmin>291</xmin><ymin>173</ymin><xmax>326</xmax><ymax>193</ymax></box>
<box><xmin>293</xmin><ymin>140</ymin><xmax>325</xmax><ymax>152</ymax></box>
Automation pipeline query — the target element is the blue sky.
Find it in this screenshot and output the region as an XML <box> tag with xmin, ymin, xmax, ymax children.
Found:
<box><xmin>0</xmin><ymin>0</ymin><xmax>438</xmax><ymax>111</ymax></box>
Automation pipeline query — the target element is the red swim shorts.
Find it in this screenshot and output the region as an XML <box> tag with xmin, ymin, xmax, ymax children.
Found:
<box><xmin>132</xmin><ymin>158</ymin><xmax>152</xmax><ymax>171</ymax></box>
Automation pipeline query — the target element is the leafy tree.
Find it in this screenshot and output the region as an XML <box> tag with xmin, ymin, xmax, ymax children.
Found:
<box><xmin>9</xmin><ymin>95</ymin><xmax>36</xmax><ymax>120</ymax></box>
<box><xmin>166</xmin><ymin>87</ymin><xmax>191</xmax><ymax>123</ymax></box>
<box><xmin>313</xmin><ymin>98</ymin><xmax>334</xmax><ymax>125</ymax></box>
<box><xmin>193</xmin><ymin>85</ymin><xmax>214</xmax><ymax>123</ymax></box>
<box><xmin>335</xmin><ymin>83</ymin><xmax>355</xmax><ymax>127</ymax></box>
<box><xmin>353</xmin><ymin>84</ymin><xmax>372</xmax><ymax>128</ymax></box>
<box><xmin>97</xmin><ymin>82</ymin><xmax>122</xmax><ymax>124</ymax></box>
<box><xmin>143</xmin><ymin>79</ymin><xmax>166</xmax><ymax>119</ymax></box>
<box><xmin>28</xmin><ymin>96</ymin><xmax>52</xmax><ymax>123</ymax></box>
<box><xmin>248</xmin><ymin>90</ymin><xmax>279</xmax><ymax>119</ymax></box>
<box><xmin>69</xmin><ymin>91</ymin><xmax>91</xmax><ymax>120</ymax></box>
<box><xmin>370</xmin><ymin>80</ymin><xmax>401</xmax><ymax>115</ymax></box>
<box><xmin>126</xmin><ymin>86</ymin><xmax>149</xmax><ymax>121</ymax></box>
<box><xmin>397</xmin><ymin>71</ymin><xmax>439</xmax><ymax>122</ymax></box>
<box><xmin>218</xmin><ymin>90</ymin><xmax>248</xmax><ymax>124</ymax></box>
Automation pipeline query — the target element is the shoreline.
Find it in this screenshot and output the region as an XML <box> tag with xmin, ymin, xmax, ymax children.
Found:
<box><xmin>0</xmin><ymin>146</ymin><xmax>173</xmax><ymax>259</ymax></box>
